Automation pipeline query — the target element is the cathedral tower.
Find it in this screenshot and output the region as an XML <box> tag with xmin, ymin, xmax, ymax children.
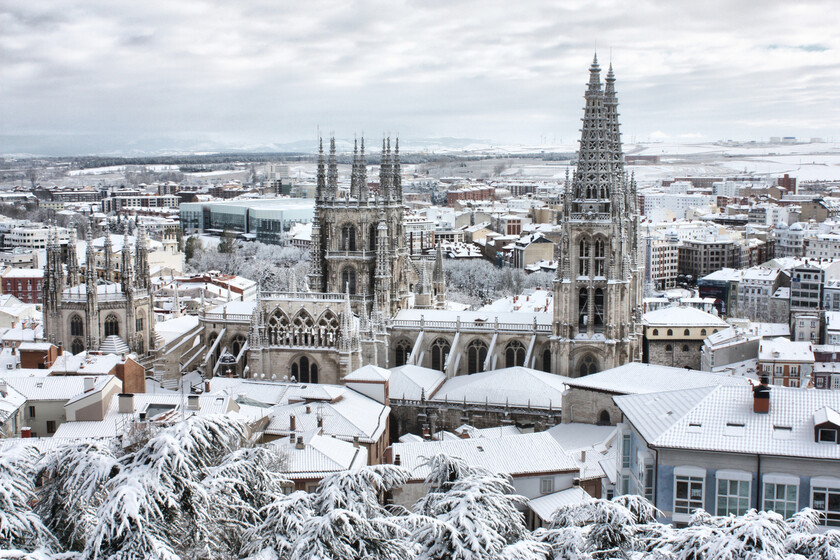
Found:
<box><xmin>551</xmin><ymin>56</ymin><xmax>643</xmax><ymax>377</ymax></box>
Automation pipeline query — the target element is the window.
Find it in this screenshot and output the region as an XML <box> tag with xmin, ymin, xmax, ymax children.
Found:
<box><xmin>540</xmin><ymin>478</ymin><xmax>554</xmax><ymax>495</ymax></box>
<box><xmin>644</xmin><ymin>464</ymin><xmax>654</xmax><ymax>502</ymax></box>
<box><xmin>505</xmin><ymin>340</ymin><xmax>525</xmax><ymax>368</ymax></box>
<box><xmin>818</xmin><ymin>428</ymin><xmax>838</xmax><ymax>443</ymax></box>
<box><xmin>717</xmin><ymin>473</ymin><xmax>751</xmax><ymax>516</ymax></box>
<box><xmin>594</xmin><ymin>238</ymin><xmax>605</xmax><ymax>277</ymax></box>
<box><xmin>467</xmin><ymin>340</ymin><xmax>488</xmax><ymax>374</ymax></box>
<box><xmin>621</xmin><ymin>434</ymin><xmax>632</xmax><ymax>469</ymax></box>
<box><xmin>136</xmin><ymin>315</ymin><xmax>144</xmax><ymax>332</ymax></box>
<box><xmin>28</xmin><ymin>406</ymin><xmax>35</xmax><ymax>418</ymax></box>
<box><xmin>652</xmin><ymin>329</ymin><xmax>659</xmax><ymax>336</ymax></box>
<box><xmin>71</xmin><ymin>338</ymin><xmax>84</xmax><ymax>355</ymax></box>
<box><xmin>431</xmin><ymin>338</ymin><xmax>450</xmax><ymax>371</ymax></box>
<box><xmin>812</xmin><ymin>479</ymin><xmax>840</xmax><ymax>527</ymax></box>
<box><xmin>763</xmin><ymin>477</ymin><xmax>799</xmax><ymax>519</ymax></box>
<box><xmin>597</xmin><ymin>410</ymin><xmax>611</xmax><ymax>426</ymax></box>
<box><xmin>104</xmin><ymin>314</ymin><xmax>119</xmax><ymax>337</ymax></box>
<box><xmin>665</xmin><ymin>344</ymin><xmax>673</xmax><ymax>352</ymax></box>
<box><xmin>578</xmin><ymin>239</ymin><xmax>590</xmax><ymax>276</ymax></box>
<box><xmin>341</xmin><ymin>224</ymin><xmax>356</xmax><ymax>251</ymax></box>
<box><xmin>395</xmin><ymin>339</ymin><xmax>411</xmax><ymax>367</ymax></box>
<box><xmin>674</xmin><ymin>468</ymin><xmax>705</xmax><ymax>516</ymax></box>
<box><xmin>46</xmin><ymin>421</ymin><xmax>56</xmax><ymax>434</ymax></box>
<box><xmin>341</xmin><ymin>268</ymin><xmax>357</xmax><ymax>295</ymax></box>
<box><xmin>684</xmin><ymin>329</ymin><xmax>691</xmax><ymax>336</ymax></box>
<box><xmin>291</xmin><ymin>356</ymin><xmax>319</xmax><ymax>384</ymax></box>
<box><xmin>578</xmin><ymin>288</ymin><xmax>589</xmax><ymax>329</ymax></box>
<box><xmin>578</xmin><ymin>354</ymin><xmax>597</xmax><ymax>377</ymax></box>
<box><xmin>682</xmin><ymin>345</ymin><xmax>690</xmax><ymax>352</ymax></box>
<box><xmin>70</xmin><ymin>314</ymin><xmax>83</xmax><ymax>336</ymax></box>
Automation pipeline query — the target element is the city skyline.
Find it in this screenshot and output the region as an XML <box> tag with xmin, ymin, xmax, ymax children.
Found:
<box><xmin>2</xmin><ymin>0</ymin><xmax>839</xmax><ymax>155</ymax></box>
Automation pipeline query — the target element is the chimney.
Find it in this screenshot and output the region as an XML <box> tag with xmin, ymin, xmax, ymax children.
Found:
<box><xmin>0</xmin><ymin>380</ymin><xmax>7</xmax><ymax>397</ymax></box>
<box><xmin>306</xmin><ymin>405</ymin><xmax>311</xmax><ymax>414</ymax></box>
<box><xmin>754</xmin><ymin>378</ymin><xmax>770</xmax><ymax>414</ymax></box>
<box><xmin>580</xmin><ymin>450</ymin><xmax>586</xmax><ymax>462</ymax></box>
<box><xmin>353</xmin><ymin>435</ymin><xmax>360</xmax><ymax>448</ymax></box>
<box><xmin>118</xmin><ymin>393</ymin><xmax>134</xmax><ymax>414</ymax></box>
<box><xmin>290</xmin><ymin>414</ymin><xmax>296</xmax><ymax>431</ymax></box>
<box><xmin>84</xmin><ymin>377</ymin><xmax>95</xmax><ymax>392</ymax></box>
<box><xmin>188</xmin><ymin>394</ymin><xmax>200</xmax><ymax>411</ymax></box>
<box><xmin>317</xmin><ymin>415</ymin><xmax>323</xmax><ymax>428</ymax></box>
<box><xmin>204</xmin><ymin>380</ymin><xmax>210</xmax><ymax>393</ymax></box>
<box><xmin>295</xmin><ymin>435</ymin><xmax>305</xmax><ymax>449</ymax></box>
<box><xmin>394</xmin><ymin>453</ymin><xmax>401</xmax><ymax>466</ymax></box>
<box><xmin>57</xmin><ymin>346</ymin><xmax>63</xmax><ymax>356</ymax></box>
<box><xmin>422</xmin><ymin>425</ymin><xmax>430</xmax><ymax>439</ymax></box>
<box><xmin>21</xmin><ymin>427</ymin><xmax>31</xmax><ymax>438</ymax></box>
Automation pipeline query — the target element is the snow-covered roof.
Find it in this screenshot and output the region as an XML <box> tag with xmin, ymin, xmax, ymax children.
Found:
<box><xmin>50</xmin><ymin>352</ymin><xmax>125</xmax><ymax>375</ymax></box>
<box><xmin>208</xmin><ymin>300</ymin><xmax>257</xmax><ymax>315</ymax></box>
<box><xmin>2</xmin><ymin>268</ymin><xmax>43</xmax><ymax>279</ymax></box>
<box><xmin>528</xmin><ymin>487</ymin><xmax>592</xmax><ymax>524</ymax></box>
<box><xmin>388</xmin><ymin>365</ymin><xmax>446</xmax><ymax>401</ymax></box>
<box><xmin>642</xmin><ymin>306</ymin><xmax>727</xmax><ymax>327</ymax></box>
<box><xmin>615</xmin><ymin>385</ymin><xmax>840</xmax><ymax>460</ymax></box>
<box><xmin>562</xmin><ymin>363</ymin><xmax>748</xmax><ymax>395</ymax></box>
<box><xmin>268</xmin><ymin>430</ymin><xmax>368</xmax><ymax>479</ymax></box>
<box><xmin>5</xmin><ymin>375</ymin><xmax>113</xmax><ymax>401</ymax></box>
<box><xmin>345</xmin><ymin>364</ymin><xmax>390</xmax><ymax>383</ymax></box>
<box><xmin>479</xmin><ymin>289</ymin><xmax>553</xmax><ymax>314</ymax></box>
<box><xmin>0</xmin><ymin>383</ymin><xmax>25</xmax><ymax>424</ymax></box>
<box><xmin>700</xmin><ymin>268</ymin><xmax>742</xmax><ymax>282</ymax></box>
<box><xmin>547</xmin><ymin>422</ymin><xmax>617</xmax><ymax>451</ymax></box>
<box><xmin>430</xmin><ymin>367</ymin><xmax>569</xmax><ymax>409</ymax></box>
<box><xmin>758</xmin><ymin>338</ymin><xmax>814</xmax><ymax>363</ymax></box>
<box><xmin>393</xmin><ymin>431</ymin><xmax>579</xmax><ymax>482</ymax></box>
<box><xmin>393</xmin><ymin>308</ymin><xmax>552</xmax><ymax>326</ymax></box>
<box><xmin>155</xmin><ymin>316</ymin><xmax>200</xmax><ymax>345</ymax></box>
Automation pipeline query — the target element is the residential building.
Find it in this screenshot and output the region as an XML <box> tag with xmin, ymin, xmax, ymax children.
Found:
<box><xmin>642</xmin><ymin>307</ymin><xmax>728</xmax><ymax>369</ymax></box>
<box><xmin>1</xmin><ymin>268</ymin><xmax>45</xmax><ymax>304</ymax></box>
<box><xmin>757</xmin><ymin>338</ymin><xmax>815</xmax><ymax>387</ymax></box>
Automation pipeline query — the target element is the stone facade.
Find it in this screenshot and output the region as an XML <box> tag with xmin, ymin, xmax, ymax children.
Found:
<box><xmin>551</xmin><ymin>57</ymin><xmax>644</xmax><ymax>378</ymax></box>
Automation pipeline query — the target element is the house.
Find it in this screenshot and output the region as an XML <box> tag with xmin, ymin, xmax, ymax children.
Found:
<box><xmin>389</xmin><ymin>430</ymin><xmax>580</xmax><ymax>524</ymax></box>
<box><xmin>757</xmin><ymin>338</ymin><xmax>815</xmax><ymax>388</ymax></box>
<box><xmin>561</xmin><ymin>363</ymin><xmax>748</xmax><ymax>426</ymax></box>
<box><xmin>0</xmin><ymin>380</ymin><xmax>26</xmax><ymax>437</ymax></box>
<box><xmin>267</xmin><ymin>430</ymin><xmax>368</xmax><ymax>493</ymax></box>
<box><xmin>642</xmin><ymin>307</ymin><xmax>728</xmax><ymax>369</ymax></box>
<box><xmin>614</xmin><ymin>384</ymin><xmax>840</xmax><ymax>527</ymax></box>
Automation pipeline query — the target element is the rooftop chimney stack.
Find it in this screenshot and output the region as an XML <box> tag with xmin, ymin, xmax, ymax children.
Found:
<box><xmin>753</xmin><ymin>377</ymin><xmax>770</xmax><ymax>414</ymax></box>
<box><xmin>118</xmin><ymin>393</ymin><xmax>134</xmax><ymax>414</ymax></box>
<box><xmin>84</xmin><ymin>377</ymin><xmax>95</xmax><ymax>392</ymax></box>
<box><xmin>290</xmin><ymin>414</ymin><xmax>296</xmax><ymax>431</ymax></box>
<box><xmin>21</xmin><ymin>427</ymin><xmax>31</xmax><ymax>438</ymax></box>
<box><xmin>295</xmin><ymin>435</ymin><xmax>305</xmax><ymax>449</ymax></box>
<box><xmin>188</xmin><ymin>394</ymin><xmax>200</xmax><ymax>411</ymax></box>
<box><xmin>394</xmin><ymin>453</ymin><xmax>401</xmax><ymax>466</ymax></box>
<box><xmin>353</xmin><ymin>435</ymin><xmax>360</xmax><ymax>448</ymax></box>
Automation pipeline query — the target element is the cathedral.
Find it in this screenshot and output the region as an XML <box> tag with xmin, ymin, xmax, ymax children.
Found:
<box><xmin>551</xmin><ymin>55</ymin><xmax>644</xmax><ymax>376</ymax></box>
<box><xmin>43</xmin><ymin>220</ymin><xmax>156</xmax><ymax>356</ymax></box>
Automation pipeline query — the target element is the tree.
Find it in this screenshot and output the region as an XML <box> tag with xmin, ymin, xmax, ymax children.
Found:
<box><xmin>218</xmin><ymin>229</ymin><xmax>237</xmax><ymax>254</ymax></box>
<box><xmin>184</xmin><ymin>235</ymin><xmax>199</xmax><ymax>262</ymax></box>
<box><xmin>0</xmin><ymin>445</ymin><xmax>55</xmax><ymax>552</ymax></box>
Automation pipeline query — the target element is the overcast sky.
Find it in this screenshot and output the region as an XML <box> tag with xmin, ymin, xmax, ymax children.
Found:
<box><xmin>2</xmin><ymin>0</ymin><xmax>838</xmax><ymax>155</ymax></box>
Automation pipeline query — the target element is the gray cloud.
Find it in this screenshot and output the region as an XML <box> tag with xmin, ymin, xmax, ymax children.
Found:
<box><xmin>1</xmin><ymin>0</ymin><xmax>839</xmax><ymax>155</ymax></box>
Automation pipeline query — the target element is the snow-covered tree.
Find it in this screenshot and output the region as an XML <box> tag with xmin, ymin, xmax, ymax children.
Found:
<box><xmin>37</xmin><ymin>441</ymin><xmax>120</xmax><ymax>550</ymax></box>
<box><xmin>0</xmin><ymin>445</ymin><xmax>55</xmax><ymax>553</ymax></box>
<box><xmin>240</xmin><ymin>491</ymin><xmax>315</xmax><ymax>559</ymax></box>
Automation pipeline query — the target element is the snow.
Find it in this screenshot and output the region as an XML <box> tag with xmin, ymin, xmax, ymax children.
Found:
<box><xmin>528</xmin><ymin>487</ymin><xmax>592</xmax><ymax>524</ymax></box>
<box><xmin>388</xmin><ymin>364</ymin><xmax>446</xmax><ymax>401</ymax></box>
<box><xmin>430</xmin><ymin>367</ymin><xmax>570</xmax><ymax>409</ymax></box>
<box><xmin>758</xmin><ymin>338</ymin><xmax>815</xmax><ymax>362</ymax></box>
<box><xmin>268</xmin><ymin>430</ymin><xmax>368</xmax><ymax>478</ymax></box>
<box><xmin>642</xmin><ymin>306</ymin><xmax>728</xmax><ymax>327</ymax></box>
<box><xmin>563</xmin><ymin>363</ymin><xmax>749</xmax><ymax>395</ymax></box>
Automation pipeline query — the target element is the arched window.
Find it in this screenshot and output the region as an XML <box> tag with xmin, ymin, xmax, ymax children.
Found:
<box><xmin>291</xmin><ymin>356</ymin><xmax>319</xmax><ymax>384</ymax></box>
<box><xmin>70</xmin><ymin>315</ymin><xmax>83</xmax><ymax>336</ymax></box>
<box><xmin>317</xmin><ymin>310</ymin><xmax>340</xmax><ymax>347</ymax></box>
<box><xmin>293</xmin><ymin>311</ymin><xmax>316</xmax><ymax>346</ymax></box>
<box><xmin>395</xmin><ymin>339</ymin><xmax>412</xmax><ymax>367</ymax></box>
<box><xmin>578</xmin><ymin>239</ymin><xmax>590</xmax><ymax>276</ymax></box>
<box><xmin>667</xmin><ymin>329</ymin><xmax>673</xmax><ymax>336</ymax></box>
<box><xmin>542</xmin><ymin>348</ymin><xmax>551</xmax><ymax>373</ymax></box>
<box><xmin>267</xmin><ymin>311</ymin><xmax>290</xmax><ymax>346</ymax></box>
<box><xmin>369</xmin><ymin>224</ymin><xmax>377</xmax><ymax>251</ymax></box>
<box><xmin>431</xmin><ymin>338</ymin><xmax>450</xmax><ymax>371</ymax></box>
<box><xmin>597</xmin><ymin>410</ymin><xmax>611</xmax><ymax>426</ymax></box>
<box><xmin>684</xmin><ymin>329</ymin><xmax>690</xmax><ymax>337</ymax></box>
<box><xmin>682</xmin><ymin>344</ymin><xmax>690</xmax><ymax>352</ymax></box>
<box><xmin>701</xmin><ymin>329</ymin><xmax>707</xmax><ymax>336</ymax></box>
<box><xmin>104</xmin><ymin>314</ymin><xmax>119</xmax><ymax>338</ymax></box>
<box><xmin>71</xmin><ymin>338</ymin><xmax>84</xmax><ymax>355</ymax></box>
<box><xmin>135</xmin><ymin>310</ymin><xmax>145</xmax><ymax>333</ymax></box>
<box><xmin>341</xmin><ymin>268</ymin><xmax>357</xmax><ymax>295</ymax></box>
<box><xmin>594</xmin><ymin>238</ymin><xmax>606</xmax><ymax>277</ymax></box>
<box><xmin>652</xmin><ymin>329</ymin><xmax>659</xmax><ymax>336</ymax></box>
<box><xmin>578</xmin><ymin>354</ymin><xmax>598</xmax><ymax>377</ymax></box>
<box><xmin>713</xmin><ymin>329</ymin><xmax>719</xmax><ymax>334</ymax></box>
<box><xmin>665</xmin><ymin>344</ymin><xmax>673</xmax><ymax>352</ymax></box>
<box><xmin>232</xmin><ymin>335</ymin><xmax>247</xmax><ymax>357</ymax></box>
<box><xmin>341</xmin><ymin>224</ymin><xmax>356</xmax><ymax>251</ymax></box>
<box><xmin>578</xmin><ymin>288</ymin><xmax>589</xmax><ymax>330</ymax></box>
<box><xmin>505</xmin><ymin>340</ymin><xmax>526</xmax><ymax>368</ymax></box>
<box><xmin>594</xmin><ymin>288</ymin><xmax>605</xmax><ymax>333</ymax></box>
<box><xmin>467</xmin><ymin>340</ymin><xmax>488</xmax><ymax>374</ymax></box>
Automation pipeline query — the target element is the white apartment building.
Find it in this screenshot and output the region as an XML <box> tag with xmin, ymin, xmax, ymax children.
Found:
<box><xmin>807</xmin><ymin>233</ymin><xmax>840</xmax><ymax>260</ymax></box>
<box><xmin>4</xmin><ymin>226</ymin><xmax>70</xmax><ymax>250</ymax></box>
<box><xmin>643</xmin><ymin>193</ymin><xmax>718</xmax><ymax>222</ymax></box>
<box><xmin>736</xmin><ymin>267</ymin><xmax>786</xmax><ymax>322</ymax></box>
<box><xmin>645</xmin><ymin>232</ymin><xmax>681</xmax><ymax>290</ymax></box>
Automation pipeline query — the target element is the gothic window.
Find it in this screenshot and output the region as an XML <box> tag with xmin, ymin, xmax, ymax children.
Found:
<box><xmin>341</xmin><ymin>224</ymin><xmax>356</xmax><ymax>251</ymax></box>
<box><xmin>578</xmin><ymin>354</ymin><xmax>598</xmax><ymax>377</ymax></box>
<box><xmin>317</xmin><ymin>310</ymin><xmax>340</xmax><ymax>347</ymax></box>
<box><xmin>341</xmin><ymin>268</ymin><xmax>357</xmax><ymax>295</ymax></box>
<box><xmin>104</xmin><ymin>314</ymin><xmax>119</xmax><ymax>338</ymax></box>
<box><xmin>578</xmin><ymin>239</ymin><xmax>590</xmax><ymax>276</ymax></box>
<box><xmin>505</xmin><ymin>340</ymin><xmax>526</xmax><ymax>368</ymax></box>
<box><xmin>395</xmin><ymin>339</ymin><xmax>412</xmax><ymax>367</ymax></box>
<box><xmin>594</xmin><ymin>238</ymin><xmax>606</xmax><ymax>276</ymax></box>
<box><xmin>542</xmin><ymin>348</ymin><xmax>551</xmax><ymax>373</ymax></box>
<box><xmin>232</xmin><ymin>335</ymin><xmax>246</xmax><ymax>357</ymax></box>
<box><xmin>267</xmin><ymin>311</ymin><xmax>290</xmax><ymax>346</ymax></box>
<box><xmin>578</xmin><ymin>288</ymin><xmax>589</xmax><ymax>330</ymax></box>
<box><xmin>291</xmin><ymin>356</ymin><xmax>319</xmax><ymax>384</ymax></box>
<box><xmin>71</xmin><ymin>338</ymin><xmax>84</xmax><ymax>355</ymax></box>
<box><xmin>70</xmin><ymin>315</ymin><xmax>83</xmax><ymax>336</ymax></box>
<box><xmin>594</xmin><ymin>288</ymin><xmax>605</xmax><ymax>333</ymax></box>
<box><xmin>467</xmin><ymin>340</ymin><xmax>488</xmax><ymax>374</ymax></box>
<box><xmin>369</xmin><ymin>224</ymin><xmax>377</xmax><ymax>251</ymax></box>
<box><xmin>293</xmin><ymin>311</ymin><xmax>316</xmax><ymax>346</ymax></box>
<box><xmin>135</xmin><ymin>311</ymin><xmax>145</xmax><ymax>333</ymax></box>
<box><xmin>431</xmin><ymin>338</ymin><xmax>450</xmax><ymax>372</ymax></box>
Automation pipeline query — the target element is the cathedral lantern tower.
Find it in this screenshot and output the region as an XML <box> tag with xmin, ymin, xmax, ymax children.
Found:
<box><xmin>551</xmin><ymin>56</ymin><xmax>643</xmax><ymax>377</ymax></box>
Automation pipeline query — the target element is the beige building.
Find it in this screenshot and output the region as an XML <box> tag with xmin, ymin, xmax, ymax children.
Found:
<box><xmin>642</xmin><ymin>306</ymin><xmax>728</xmax><ymax>369</ymax></box>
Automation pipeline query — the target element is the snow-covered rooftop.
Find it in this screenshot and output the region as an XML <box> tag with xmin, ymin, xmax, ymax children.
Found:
<box><xmin>528</xmin><ymin>487</ymin><xmax>592</xmax><ymax>524</ymax></box>
<box><xmin>430</xmin><ymin>367</ymin><xmax>569</xmax><ymax>409</ymax></box>
<box><xmin>268</xmin><ymin>430</ymin><xmax>368</xmax><ymax>479</ymax></box>
<box><xmin>642</xmin><ymin>306</ymin><xmax>727</xmax><ymax>327</ymax></box>
<box><xmin>563</xmin><ymin>363</ymin><xmax>748</xmax><ymax>395</ymax></box>
<box><xmin>758</xmin><ymin>338</ymin><xmax>815</xmax><ymax>363</ymax></box>
<box><xmin>388</xmin><ymin>365</ymin><xmax>446</xmax><ymax>401</ymax></box>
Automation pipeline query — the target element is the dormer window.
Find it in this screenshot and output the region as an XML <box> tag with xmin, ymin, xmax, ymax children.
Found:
<box><xmin>818</xmin><ymin>428</ymin><xmax>838</xmax><ymax>443</ymax></box>
<box><xmin>814</xmin><ymin>407</ymin><xmax>840</xmax><ymax>444</ymax></box>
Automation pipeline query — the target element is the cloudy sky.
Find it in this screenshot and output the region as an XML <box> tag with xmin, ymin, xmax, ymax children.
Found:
<box><xmin>1</xmin><ymin>0</ymin><xmax>838</xmax><ymax>155</ymax></box>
